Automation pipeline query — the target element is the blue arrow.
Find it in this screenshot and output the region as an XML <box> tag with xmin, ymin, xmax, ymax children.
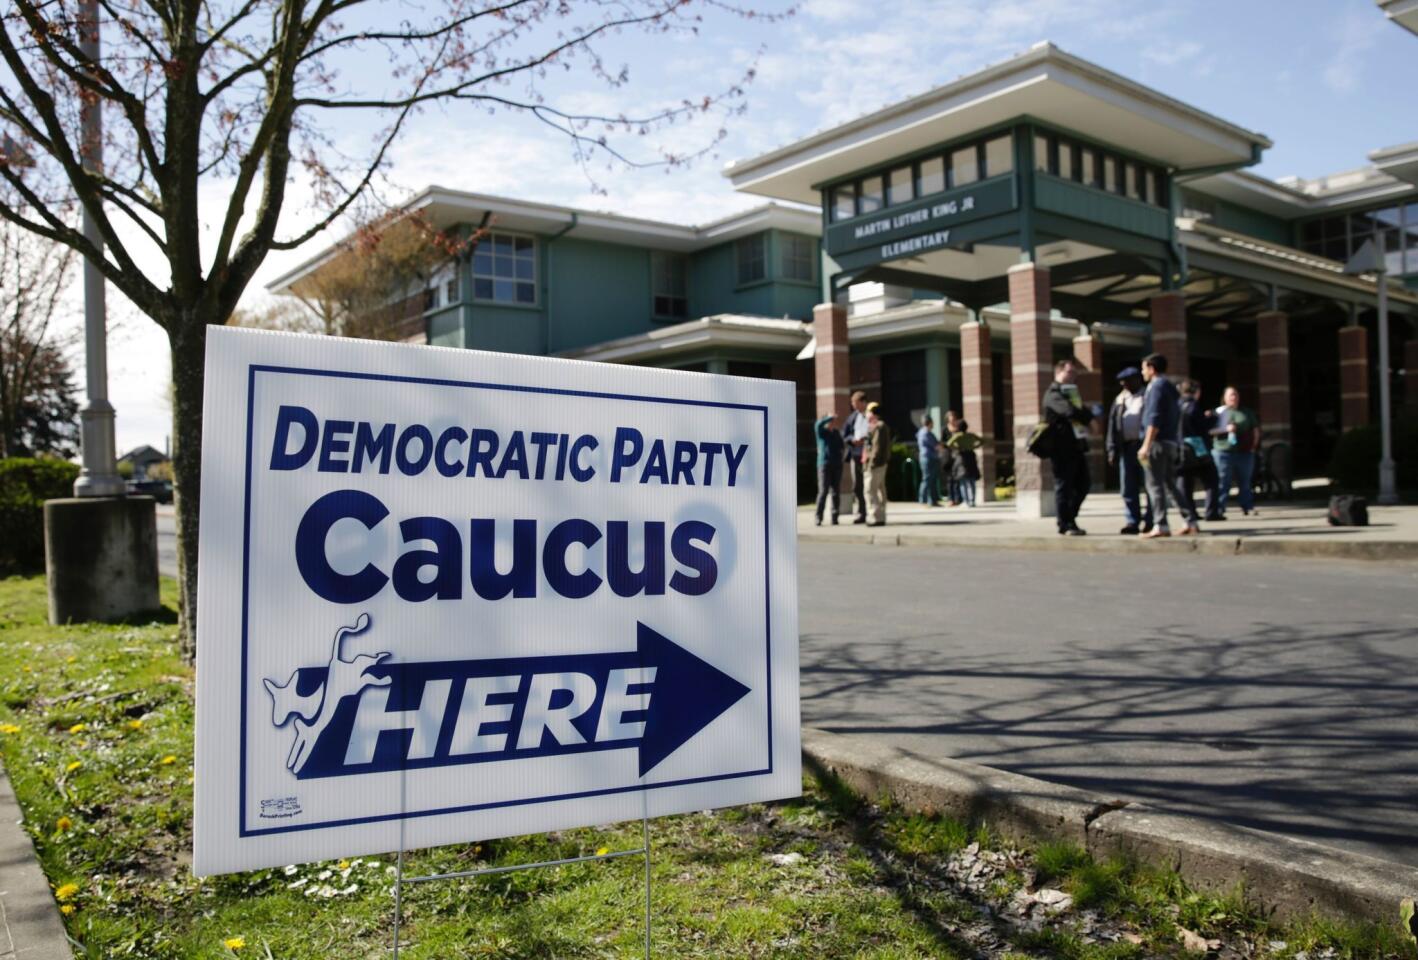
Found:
<box><xmin>276</xmin><ymin>621</ymin><xmax>750</xmax><ymax>780</ymax></box>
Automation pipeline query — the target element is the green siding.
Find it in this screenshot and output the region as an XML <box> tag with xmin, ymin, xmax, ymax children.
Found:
<box><xmin>1181</xmin><ymin>189</ymin><xmax>1292</xmax><ymax>246</ymax></box>
<box><xmin>427</xmin><ymin>306</ymin><xmax>465</xmax><ymax>347</ymax></box>
<box><xmin>466</xmin><ymin>303</ymin><xmax>544</xmax><ymax>355</ymax></box>
<box><xmin>689</xmin><ymin>231</ymin><xmax>819</xmax><ymax>319</ymax></box>
<box><xmin>544</xmin><ymin>236</ymin><xmax>655</xmax><ymax>352</ymax></box>
<box><xmin>1033</xmin><ymin>173</ymin><xmax>1171</xmax><ymax>241</ymax></box>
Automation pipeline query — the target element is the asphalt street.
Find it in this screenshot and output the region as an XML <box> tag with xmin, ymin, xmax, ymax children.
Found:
<box><xmin>798</xmin><ymin>541</ymin><xmax>1418</xmax><ymax>868</ymax></box>
<box><xmin>157</xmin><ymin>511</ymin><xmax>1418</xmax><ymax>867</ymax></box>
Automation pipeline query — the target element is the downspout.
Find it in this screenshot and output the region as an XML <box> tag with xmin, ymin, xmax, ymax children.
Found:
<box><xmin>544</xmin><ymin>212</ymin><xmax>578</xmax><ymax>353</ymax></box>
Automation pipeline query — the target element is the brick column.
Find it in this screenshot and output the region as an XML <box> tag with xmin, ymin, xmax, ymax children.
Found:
<box><xmin>813</xmin><ymin>303</ymin><xmax>851</xmax><ymax>423</ymax></box>
<box><xmin>1009</xmin><ymin>262</ymin><xmax>1055</xmax><ymax>517</ymax></box>
<box><xmin>1072</xmin><ymin>325</ymin><xmax>1105</xmax><ymax>492</ymax></box>
<box><xmin>1150</xmin><ymin>291</ymin><xmax>1188</xmax><ymax>380</ymax></box>
<box><xmin>813</xmin><ymin>302</ymin><xmax>852</xmax><ymax>496</ymax></box>
<box><xmin>1338</xmin><ymin>324</ymin><xmax>1370</xmax><ymax>431</ymax></box>
<box><xmin>1257</xmin><ymin>310</ymin><xmax>1291</xmax><ymax>443</ymax></box>
<box><xmin>960</xmin><ymin>317</ymin><xmax>996</xmax><ymax>501</ymax></box>
<box><xmin>1405</xmin><ymin>337</ymin><xmax>1418</xmax><ymax>416</ymax></box>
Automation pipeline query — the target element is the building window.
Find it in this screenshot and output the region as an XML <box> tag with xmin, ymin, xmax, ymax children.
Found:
<box><xmin>472</xmin><ymin>233</ymin><xmax>536</xmax><ymax>304</ymax></box>
<box><xmin>423</xmin><ymin>287</ymin><xmax>438</xmax><ymax>312</ymax></box>
<box><xmin>983</xmin><ymin>135</ymin><xmax>1013</xmax><ymax>178</ymax></box>
<box><xmin>1081</xmin><ymin>148</ymin><xmax>1097</xmax><ymax>187</ymax></box>
<box><xmin>887</xmin><ymin>165</ymin><xmax>913</xmax><ymax>206</ymax></box>
<box><xmin>736</xmin><ymin>233</ymin><xmax>767</xmax><ymax>284</ymax></box>
<box><xmin>950</xmin><ymin>146</ymin><xmax>978</xmax><ymax>187</ymax></box>
<box><xmin>651</xmin><ymin>251</ymin><xmax>688</xmax><ymax>318</ymax></box>
<box><xmin>445</xmin><ymin>277</ymin><xmax>458</xmax><ymax>304</ymax></box>
<box><xmin>831</xmin><ymin>183</ymin><xmax>856</xmax><ymax>222</ymax></box>
<box><xmin>859</xmin><ymin>175</ymin><xmax>884</xmax><ymax>214</ymax></box>
<box><xmin>1103</xmin><ymin>155</ymin><xmax>1119</xmax><ymax>194</ymax></box>
<box><xmin>1034</xmin><ymin>134</ymin><xmax>1049</xmax><ymax>172</ymax></box>
<box><xmin>780</xmin><ymin>234</ymin><xmax>815</xmax><ymax>282</ymax></box>
<box><xmin>918</xmin><ymin>157</ymin><xmax>945</xmax><ymax>196</ymax></box>
<box><xmin>1057</xmin><ymin>141</ymin><xmax>1074</xmax><ymax>181</ymax></box>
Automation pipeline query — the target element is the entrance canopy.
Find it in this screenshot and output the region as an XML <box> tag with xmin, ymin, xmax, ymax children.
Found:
<box><xmin>724</xmin><ymin>43</ymin><xmax>1270</xmax><ymax>206</ymax></box>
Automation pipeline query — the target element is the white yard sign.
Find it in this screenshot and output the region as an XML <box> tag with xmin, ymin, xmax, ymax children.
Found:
<box><xmin>193</xmin><ymin>328</ymin><xmax>800</xmax><ymax>876</ymax></box>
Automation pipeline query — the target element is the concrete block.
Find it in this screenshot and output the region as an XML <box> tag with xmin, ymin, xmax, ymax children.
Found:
<box><xmin>1088</xmin><ymin>804</ymin><xmax>1418</xmax><ymax>924</ymax></box>
<box><xmin>44</xmin><ymin>497</ymin><xmax>160</xmax><ymax>625</ymax></box>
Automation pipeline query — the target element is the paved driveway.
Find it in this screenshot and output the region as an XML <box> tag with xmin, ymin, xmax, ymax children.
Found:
<box><xmin>798</xmin><ymin>541</ymin><xmax>1418</xmax><ymax>868</ymax></box>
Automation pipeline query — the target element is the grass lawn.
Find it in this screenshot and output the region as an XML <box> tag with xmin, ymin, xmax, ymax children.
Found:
<box><xmin>0</xmin><ymin>574</ymin><xmax>1413</xmax><ymax>959</ymax></box>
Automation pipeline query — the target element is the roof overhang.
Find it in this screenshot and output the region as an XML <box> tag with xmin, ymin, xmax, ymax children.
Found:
<box><xmin>1371</xmin><ymin>141</ymin><xmax>1418</xmax><ymax>187</ymax></box>
<box><xmin>1379</xmin><ymin>0</ymin><xmax>1418</xmax><ymax>35</ymax></box>
<box><xmin>724</xmin><ymin>42</ymin><xmax>1270</xmax><ymax>205</ymax></box>
<box><xmin>266</xmin><ymin>189</ymin><xmax>821</xmax><ymax>296</ymax></box>
<box><xmin>554</xmin><ymin>314</ymin><xmax>809</xmax><ymax>365</ymax></box>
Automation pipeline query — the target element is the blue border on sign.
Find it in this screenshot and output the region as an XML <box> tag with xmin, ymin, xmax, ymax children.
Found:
<box><xmin>238</xmin><ymin>364</ymin><xmax>773</xmax><ymax>838</ymax></box>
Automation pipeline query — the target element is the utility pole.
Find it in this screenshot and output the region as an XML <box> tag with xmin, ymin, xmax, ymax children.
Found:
<box><xmin>1343</xmin><ymin>238</ymin><xmax>1398</xmax><ymax>505</ymax></box>
<box><xmin>43</xmin><ymin>0</ymin><xmax>157</xmax><ymax>626</ymax></box>
<box><xmin>72</xmin><ymin>0</ymin><xmax>125</xmax><ymax>498</ymax></box>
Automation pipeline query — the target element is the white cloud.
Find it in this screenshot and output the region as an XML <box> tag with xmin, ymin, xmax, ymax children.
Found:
<box><xmin>1322</xmin><ymin>8</ymin><xmax>1383</xmax><ymax>94</ymax></box>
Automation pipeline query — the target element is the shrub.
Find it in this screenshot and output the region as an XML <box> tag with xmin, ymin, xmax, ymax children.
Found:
<box><xmin>1326</xmin><ymin>416</ymin><xmax>1418</xmax><ymax>492</ymax></box>
<box><xmin>0</xmin><ymin>458</ymin><xmax>80</xmax><ymax>573</ymax></box>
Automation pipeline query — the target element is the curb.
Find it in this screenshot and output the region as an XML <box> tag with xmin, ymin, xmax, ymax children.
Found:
<box><xmin>798</xmin><ymin>531</ymin><xmax>1418</xmax><ymax>562</ymax></box>
<box><xmin>0</xmin><ymin>766</ymin><xmax>72</xmax><ymax>959</ymax></box>
<box><xmin>802</xmin><ymin>727</ymin><xmax>1417</xmax><ymax>926</ymax></box>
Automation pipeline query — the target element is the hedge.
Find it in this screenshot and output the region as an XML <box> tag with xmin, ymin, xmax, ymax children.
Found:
<box><xmin>0</xmin><ymin>458</ymin><xmax>80</xmax><ymax>573</ymax></box>
<box><xmin>1326</xmin><ymin>416</ymin><xmax>1418</xmax><ymax>493</ymax></box>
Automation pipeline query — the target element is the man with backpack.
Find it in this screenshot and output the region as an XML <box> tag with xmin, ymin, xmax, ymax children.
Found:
<box><xmin>1042</xmin><ymin>358</ymin><xmax>1099</xmax><ymax>536</ymax></box>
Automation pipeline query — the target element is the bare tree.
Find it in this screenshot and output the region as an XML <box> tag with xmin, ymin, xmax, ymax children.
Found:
<box><xmin>0</xmin><ymin>0</ymin><xmax>781</xmax><ymax>655</ymax></box>
<box><xmin>0</xmin><ymin>221</ymin><xmax>77</xmax><ymax>457</ymax></box>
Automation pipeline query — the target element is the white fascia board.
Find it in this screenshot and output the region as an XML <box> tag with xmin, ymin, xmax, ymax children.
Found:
<box><xmin>1379</xmin><ymin>0</ymin><xmax>1418</xmax><ymax>33</ymax></box>
<box><xmin>724</xmin><ymin>44</ymin><xmax>1268</xmax><ymax>203</ymax></box>
<box><xmin>560</xmin><ymin>322</ymin><xmax>809</xmax><ymax>365</ymax></box>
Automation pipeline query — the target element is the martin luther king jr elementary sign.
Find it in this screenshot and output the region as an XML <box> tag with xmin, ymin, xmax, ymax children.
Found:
<box><xmin>193</xmin><ymin>327</ymin><xmax>800</xmax><ymax>876</ymax></box>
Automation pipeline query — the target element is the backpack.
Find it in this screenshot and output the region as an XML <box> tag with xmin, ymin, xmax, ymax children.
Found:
<box><xmin>1327</xmin><ymin>495</ymin><xmax>1368</xmax><ymax>527</ymax></box>
<box><xmin>1026</xmin><ymin>420</ymin><xmax>1057</xmax><ymax>459</ymax></box>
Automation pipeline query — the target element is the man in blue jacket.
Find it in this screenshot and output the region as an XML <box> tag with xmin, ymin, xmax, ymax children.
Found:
<box><xmin>1137</xmin><ymin>353</ymin><xmax>1200</xmax><ymax>538</ymax></box>
<box><xmin>814</xmin><ymin>411</ymin><xmax>845</xmax><ymax>526</ymax></box>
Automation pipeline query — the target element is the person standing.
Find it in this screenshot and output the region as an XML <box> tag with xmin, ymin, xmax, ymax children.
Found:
<box><xmin>946</xmin><ymin>419</ymin><xmax>983</xmax><ymax>507</ymax></box>
<box><xmin>1137</xmin><ymin>353</ymin><xmax>1200</xmax><ymax>538</ymax></box>
<box><xmin>1104</xmin><ymin>366</ymin><xmax>1154</xmax><ymax>535</ymax></box>
<box><xmin>863</xmin><ymin>402</ymin><xmax>892</xmax><ymax>526</ymax></box>
<box><xmin>842</xmin><ymin>391</ymin><xmax>871</xmax><ymax>524</ymax></box>
<box><xmin>1179</xmin><ymin>379</ymin><xmax>1222</xmax><ymax>522</ymax></box>
<box><xmin>814</xmin><ymin>411</ymin><xmax>845</xmax><ymax>526</ymax></box>
<box><xmin>1211</xmin><ymin>386</ymin><xmax>1261</xmax><ymax>518</ymax></box>
<box><xmin>939</xmin><ymin>409</ymin><xmax>961</xmax><ymax>505</ymax></box>
<box><xmin>1042</xmin><ymin>358</ymin><xmax>1099</xmax><ymax>536</ymax></box>
<box><xmin>916</xmin><ymin>416</ymin><xmax>941</xmax><ymax>506</ymax></box>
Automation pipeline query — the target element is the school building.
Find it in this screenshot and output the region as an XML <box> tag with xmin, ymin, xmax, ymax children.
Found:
<box><xmin>270</xmin><ymin>43</ymin><xmax>1418</xmax><ymax>512</ymax></box>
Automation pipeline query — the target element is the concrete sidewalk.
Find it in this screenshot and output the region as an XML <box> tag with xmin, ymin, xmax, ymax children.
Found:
<box><xmin>800</xmin><ymin>496</ymin><xmax>1418</xmax><ymax>561</ymax></box>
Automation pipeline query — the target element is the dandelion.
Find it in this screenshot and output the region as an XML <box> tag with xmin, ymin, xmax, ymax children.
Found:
<box><xmin>126</xmin><ymin>719</ymin><xmax>143</xmax><ymax>731</ymax></box>
<box><xmin>54</xmin><ymin>882</ymin><xmax>78</xmax><ymax>902</ymax></box>
<box><xmin>0</xmin><ymin>723</ymin><xmax>19</xmax><ymax>734</ymax></box>
<box><xmin>159</xmin><ymin>755</ymin><xmax>177</xmax><ymax>766</ymax></box>
<box><xmin>65</xmin><ymin>761</ymin><xmax>81</xmax><ymax>773</ymax></box>
<box><xmin>337</xmin><ymin>859</ymin><xmax>349</xmax><ymax>870</ymax></box>
<box><xmin>60</xmin><ymin>904</ymin><xmax>75</xmax><ymax>916</ymax></box>
<box><xmin>55</xmin><ymin>816</ymin><xmax>72</xmax><ymax>833</ymax></box>
<box><xmin>68</xmin><ymin>723</ymin><xmax>85</xmax><ymax>734</ymax></box>
<box><xmin>223</xmin><ymin>936</ymin><xmax>246</xmax><ymax>950</ymax></box>
<box><xmin>595</xmin><ymin>846</ymin><xmax>610</xmax><ymax>857</ymax></box>
<box><xmin>65</xmin><ymin>655</ymin><xmax>76</xmax><ymax>664</ymax></box>
<box><xmin>22</xmin><ymin>666</ymin><xmax>30</xmax><ymax>673</ymax></box>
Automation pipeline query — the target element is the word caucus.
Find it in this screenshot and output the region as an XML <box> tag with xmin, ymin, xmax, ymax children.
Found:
<box><xmin>268</xmin><ymin>406</ymin><xmax>753</xmax><ymax>605</ymax></box>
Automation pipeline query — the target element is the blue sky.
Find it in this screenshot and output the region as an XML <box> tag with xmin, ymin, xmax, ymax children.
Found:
<box><xmin>104</xmin><ymin>0</ymin><xmax>1418</xmax><ymax>452</ymax></box>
